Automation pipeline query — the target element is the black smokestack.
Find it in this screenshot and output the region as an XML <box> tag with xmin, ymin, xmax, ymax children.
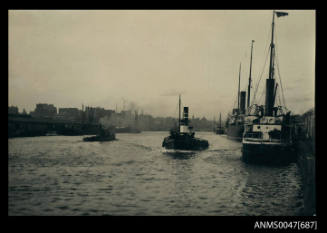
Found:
<box><xmin>240</xmin><ymin>91</ymin><xmax>246</xmax><ymax>114</ymax></box>
<box><xmin>183</xmin><ymin>107</ymin><xmax>189</xmax><ymax>125</ymax></box>
<box><xmin>265</xmin><ymin>79</ymin><xmax>275</xmax><ymax>116</ymax></box>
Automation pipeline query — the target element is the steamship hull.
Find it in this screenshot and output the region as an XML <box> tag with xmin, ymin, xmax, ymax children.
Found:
<box><xmin>242</xmin><ymin>141</ymin><xmax>296</xmax><ymax>165</ymax></box>
<box><xmin>226</xmin><ymin>124</ymin><xmax>244</xmax><ymax>141</ymax></box>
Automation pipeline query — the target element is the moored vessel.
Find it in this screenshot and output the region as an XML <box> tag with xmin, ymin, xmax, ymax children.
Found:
<box><xmin>226</xmin><ymin>39</ymin><xmax>255</xmax><ymax>141</ymax></box>
<box><xmin>225</xmin><ymin>64</ymin><xmax>246</xmax><ymax>141</ymax></box>
<box><xmin>242</xmin><ymin>10</ymin><xmax>296</xmax><ymax>165</ymax></box>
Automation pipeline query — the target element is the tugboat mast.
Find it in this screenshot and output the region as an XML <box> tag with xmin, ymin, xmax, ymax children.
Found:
<box><xmin>247</xmin><ymin>40</ymin><xmax>254</xmax><ymax>109</ymax></box>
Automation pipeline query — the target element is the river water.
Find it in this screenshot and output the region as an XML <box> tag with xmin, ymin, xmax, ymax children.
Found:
<box><xmin>8</xmin><ymin>131</ymin><xmax>304</xmax><ymax>216</ymax></box>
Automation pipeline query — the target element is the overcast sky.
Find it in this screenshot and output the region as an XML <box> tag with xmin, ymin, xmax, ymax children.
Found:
<box><xmin>9</xmin><ymin>10</ymin><xmax>315</xmax><ymax>119</ymax></box>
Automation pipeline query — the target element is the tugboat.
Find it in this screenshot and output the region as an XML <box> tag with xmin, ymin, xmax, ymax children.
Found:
<box><xmin>242</xmin><ymin>11</ymin><xmax>295</xmax><ymax>165</ymax></box>
<box><xmin>83</xmin><ymin>125</ymin><xmax>116</xmax><ymax>142</ymax></box>
<box><xmin>215</xmin><ymin>113</ymin><xmax>225</xmax><ymax>134</ymax></box>
<box><xmin>162</xmin><ymin>95</ymin><xmax>209</xmax><ymax>151</ymax></box>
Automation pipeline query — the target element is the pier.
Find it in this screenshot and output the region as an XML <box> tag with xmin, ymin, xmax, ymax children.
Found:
<box><xmin>294</xmin><ymin>108</ymin><xmax>315</xmax><ymax>215</ymax></box>
<box><xmin>8</xmin><ymin>115</ymin><xmax>100</xmax><ymax>138</ymax></box>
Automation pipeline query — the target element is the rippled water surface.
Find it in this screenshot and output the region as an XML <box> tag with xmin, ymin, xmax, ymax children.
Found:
<box><xmin>8</xmin><ymin>131</ymin><xmax>304</xmax><ymax>215</ymax></box>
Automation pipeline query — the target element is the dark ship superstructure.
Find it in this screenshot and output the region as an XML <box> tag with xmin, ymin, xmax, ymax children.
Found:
<box><xmin>162</xmin><ymin>95</ymin><xmax>209</xmax><ymax>151</ymax></box>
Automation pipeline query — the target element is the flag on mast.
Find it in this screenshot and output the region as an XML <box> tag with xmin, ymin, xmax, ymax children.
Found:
<box><xmin>275</xmin><ymin>11</ymin><xmax>288</xmax><ymax>17</ymax></box>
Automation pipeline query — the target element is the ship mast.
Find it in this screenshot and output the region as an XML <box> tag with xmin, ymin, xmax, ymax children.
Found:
<box><xmin>219</xmin><ymin>112</ymin><xmax>222</xmax><ymax>128</ymax></box>
<box><xmin>178</xmin><ymin>94</ymin><xmax>181</xmax><ymax>131</ymax></box>
<box><xmin>265</xmin><ymin>10</ymin><xmax>276</xmax><ymax>116</ymax></box>
<box><xmin>237</xmin><ymin>63</ymin><xmax>241</xmax><ymax>113</ymax></box>
<box><xmin>247</xmin><ymin>40</ymin><xmax>254</xmax><ymax>110</ymax></box>
<box><xmin>269</xmin><ymin>11</ymin><xmax>276</xmax><ymax>80</ymax></box>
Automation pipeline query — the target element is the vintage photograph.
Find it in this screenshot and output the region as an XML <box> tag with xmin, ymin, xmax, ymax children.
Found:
<box><xmin>8</xmin><ymin>10</ymin><xmax>315</xmax><ymax>216</ymax></box>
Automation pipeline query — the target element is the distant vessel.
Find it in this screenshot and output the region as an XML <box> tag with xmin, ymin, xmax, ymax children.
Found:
<box><xmin>83</xmin><ymin>126</ymin><xmax>116</xmax><ymax>142</ymax></box>
<box><xmin>162</xmin><ymin>95</ymin><xmax>209</xmax><ymax>151</ymax></box>
<box><xmin>242</xmin><ymin>11</ymin><xmax>295</xmax><ymax>164</ymax></box>
<box><xmin>225</xmin><ymin>64</ymin><xmax>246</xmax><ymax>141</ymax></box>
<box><xmin>215</xmin><ymin>113</ymin><xmax>225</xmax><ymax>134</ymax></box>
<box><xmin>226</xmin><ymin>39</ymin><xmax>255</xmax><ymax>141</ymax></box>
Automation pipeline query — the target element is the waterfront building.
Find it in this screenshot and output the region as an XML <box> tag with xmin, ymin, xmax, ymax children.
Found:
<box><xmin>8</xmin><ymin>106</ymin><xmax>19</xmax><ymax>115</ymax></box>
<box><xmin>30</xmin><ymin>103</ymin><xmax>57</xmax><ymax>119</ymax></box>
<box><xmin>57</xmin><ymin>108</ymin><xmax>81</xmax><ymax>122</ymax></box>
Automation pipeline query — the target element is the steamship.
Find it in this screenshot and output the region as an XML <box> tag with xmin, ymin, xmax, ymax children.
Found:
<box><xmin>225</xmin><ymin>88</ymin><xmax>246</xmax><ymax>141</ymax></box>
<box><xmin>226</xmin><ymin>39</ymin><xmax>254</xmax><ymax>141</ymax></box>
<box><xmin>162</xmin><ymin>95</ymin><xmax>209</xmax><ymax>151</ymax></box>
<box><xmin>242</xmin><ymin>11</ymin><xmax>295</xmax><ymax>164</ymax></box>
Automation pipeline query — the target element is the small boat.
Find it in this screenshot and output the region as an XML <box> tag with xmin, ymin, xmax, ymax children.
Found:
<box><xmin>162</xmin><ymin>95</ymin><xmax>209</xmax><ymax>151</ymax></box>
<box><xmin>83</xmin><ymin>126</ymin><xmax>115</xmax><ymax>142</ymax></box>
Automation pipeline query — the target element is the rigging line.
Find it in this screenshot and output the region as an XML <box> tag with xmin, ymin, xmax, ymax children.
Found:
<box><xmin>252</xmin><ymin>47</ymin><xmax>269</xmax><ymax>105</ymax></box>
<box><xmin>233</xmin><ymin>98</ymin><xmax>237</xmax><ymax>110</ymax></box>
<box><xmin>274</xmin><ymin>28</ymin><xmax>287</xmax><ymax>108</ymax></box>
<box><xmin>173</xmin><ymin>98</ymin><xmax>180</xmax><ymax>120</ymax></box>
<box><xmin>228</xmin><ymin>98</ymin><xmax>238</xmax><ymax>116</ymax></box>
<box><xmin>258</xmin><ymin>89</ymin><xmax>265</xmax><ymax>106</ymax></box>
<box><xmin>252</xmin><ymin>25</ymin><xmax>272</xmax><ymax>105</ymax></box>
<box><xmin>278</xmin><ymin>90</ymin><xmax>282</xmax><ymax>107</ymax></box>
<box><xmin>275</xmin><ymin>44</ymin><xmax>287</xmax><ymax>108</ymax></box>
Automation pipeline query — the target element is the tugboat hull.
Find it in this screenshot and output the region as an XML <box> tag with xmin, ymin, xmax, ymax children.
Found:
<box><xmin>242</xmin><ymin>142</ymin><xmax>296</xmax><ymax>165</ymax></box>
<box><xmin>162</xmin><ymin>136</ymin><xmax>209</xmax><ymax>151</ymax></box>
